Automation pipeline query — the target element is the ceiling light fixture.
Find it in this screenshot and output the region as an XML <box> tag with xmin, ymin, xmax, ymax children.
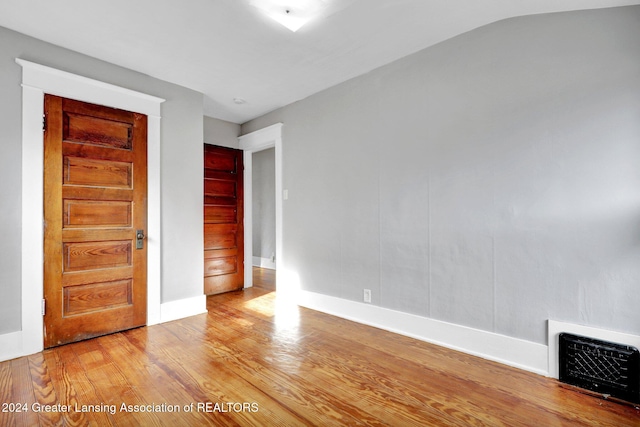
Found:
<box><xmin>250</xmin><ymin>0</ymin><xmax>332</xmax><ymax>32</ymax></box>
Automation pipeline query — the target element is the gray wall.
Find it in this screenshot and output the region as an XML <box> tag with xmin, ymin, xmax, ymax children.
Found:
<box><xmin>204</xmin><ymin>116</ymin><xmax>240</xmax><ymax>149</ymax></box>
<box><xmin>0</xmin><ymin>26</ymin><xmax>204</xmax><ymax>334</ymax></box>
<box><xmin>242</xmin><ymin>6</ymin><xmax>640</xmax><ymax>345</ymax></box>
<box><xmin>252</xmin><ymin>148</ymin><xmax>276</xmax><ymax>261</ymax></box>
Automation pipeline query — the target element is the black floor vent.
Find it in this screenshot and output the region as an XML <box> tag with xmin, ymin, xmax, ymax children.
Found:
<box><xmin>559</xmin><ymin>333</ymin><xmax>640</xmax><ymax>404</ymax></box>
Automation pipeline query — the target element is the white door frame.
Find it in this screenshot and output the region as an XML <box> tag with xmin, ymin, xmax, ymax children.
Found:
<box><xmin>15</xmin><ymin>59</ymin><xmax>164</xmax><ymax>358</ymax></box>
<box><xmin>238</xmin><ymin>123</ymin><xmax>283</xmax><ymax>288</ymax></box>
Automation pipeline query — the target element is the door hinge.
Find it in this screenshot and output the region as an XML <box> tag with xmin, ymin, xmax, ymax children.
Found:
<box><xmin>41</xmin><ymin>299</ymin><xmax>45</xmax><ymax>316</ymax></box>
<box><xmin>42</xmin><ymin>114</ymin><xmax>46</xmax><ymax>132</ymax></box>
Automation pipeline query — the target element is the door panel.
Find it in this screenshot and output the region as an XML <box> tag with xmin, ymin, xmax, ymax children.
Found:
<box><xmin>44</xmin><ymin>95</ymin><xmax>147</xmax><ymax>348</ymax></box>
<box><xmin>63</xmin><ymin>157</ymin><xmax>132</xmax><ymax>188</ymax></box>
<box><xmin>204</xmin><ymin>225</ymin><xmax>236</xmax><ymax>249</ymax></box>
<box><xmin>63</xmin><ymin>200</ymin><xmax>132</xmax><ymax>227</ymax></box>
<box><xmin>204</xmin><ymin>144</ymin><xmax>244</xmax><ymax>295</ymax></box>
<box><xmin>63</xmin><ymin>279</ymin><xmax>133</xmax><ymax>316</ymax></box>
<box><xmin>204</xmin><ymin>179</ymin><xmax>236</xmax><ymax>197</ymax></box>
<box><xmin>204</xmin><ymin>256</ymin><xmax>238</xmax><ymax>276</ymax></box>
<box><xmin>204</xmin><ymin>205</ymin><xmax>238</xmax><ymax>223</ymax></box>
<box><xmin>62</xmin><ymin>240</ymin><xmax>132</xmax><ymax>272</ymax></box>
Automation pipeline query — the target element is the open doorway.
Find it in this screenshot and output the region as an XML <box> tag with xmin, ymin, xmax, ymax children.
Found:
<box><xmin>239</xmin><ymin>123</ymin><xmax>283</xmax><ymax>290</ymax></box>
<box><xmin>252</xmin><ymin>147</ymin><xmax>276</xmax><ymax>275</ymax></box>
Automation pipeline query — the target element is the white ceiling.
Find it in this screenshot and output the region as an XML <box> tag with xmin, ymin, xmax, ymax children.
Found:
<box><xmin>1</xmin><ymin>0</ymin><xmax>638</xmax><ymax>124</ymax></box>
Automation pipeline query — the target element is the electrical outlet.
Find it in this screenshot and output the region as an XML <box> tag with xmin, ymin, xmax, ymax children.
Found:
<box><xmin>363</xmin><ymin>289</ymin><xmax>371</xmax><ymax>303</ymax></box>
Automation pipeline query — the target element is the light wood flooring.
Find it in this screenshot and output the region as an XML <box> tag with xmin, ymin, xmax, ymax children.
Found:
<box><xmin>1</xmin><ymin>267</ymin><xmax>639</xmax><ymax>426</ymax></box>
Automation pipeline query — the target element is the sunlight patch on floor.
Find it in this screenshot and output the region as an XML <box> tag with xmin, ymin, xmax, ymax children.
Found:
<box><xmin>241</xmin><ymin>292</ymin><xmax>300</xmax><ymax>331</ymax></box>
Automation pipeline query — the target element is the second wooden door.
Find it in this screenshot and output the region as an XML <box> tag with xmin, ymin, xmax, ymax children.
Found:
<box><xmin>204</xmin><ymin>144</ymin><xmax>244</xmax><ymax>294</ymax></box>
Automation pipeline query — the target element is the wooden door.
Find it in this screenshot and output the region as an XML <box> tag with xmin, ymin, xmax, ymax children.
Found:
<box><xmin>43</xmin><ymin>95</ymin><xmax>147</xmax><ymax>348</ymax></box>
<box><xmin>204</xmin><ymin>144</ymin><xmax>244</xmax><ymax>294</ymax></box>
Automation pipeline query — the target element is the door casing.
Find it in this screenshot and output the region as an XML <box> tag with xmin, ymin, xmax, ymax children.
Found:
<box><xmin>17</xmin><ymin>59</ymin><xmax>164</xmax><ymax>356</ymax></box>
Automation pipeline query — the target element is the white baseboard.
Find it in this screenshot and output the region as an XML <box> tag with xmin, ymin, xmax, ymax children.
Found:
<box><xmin>548</xmin><ymin>320</ymin><xmax>640</xmax><ymax>379</ymax></box>
<box><xmin>0</xmin><ymin>331</ymin><xmax>26</xmax><ymax>362</ymax></box>
<box><xmin>160</xmin><ymin>294</ymin><xmax>208</xmax><ymax>323</ymax></box>
<box><xmin>253</xmin><ymin>256</ymin><xmax>276</xmax><ymax>270</ymax></box>
<box><xmin>298</xmin><ymin>290</ymin><xmax>549</xmax><ymax>376</ymax></box>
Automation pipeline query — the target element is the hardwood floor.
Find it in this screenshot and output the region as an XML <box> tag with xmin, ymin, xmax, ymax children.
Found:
<box><xmin>252</xmin><ymin>266</ymin><xmax>275</xmax><ymax>292</ymax></box>
<box><xmin>1</xmin><ymin>267</ymin><xmax>639</xmax><ymax>426</ymax></box>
